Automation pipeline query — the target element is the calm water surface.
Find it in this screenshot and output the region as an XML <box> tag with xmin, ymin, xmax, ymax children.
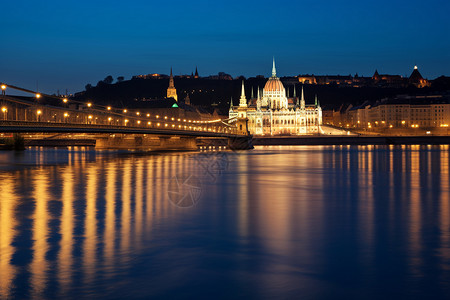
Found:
<box><xmin>0</xmin><ymin>145</ymin><xmax>449</xmax><ymax>299</ymax></box>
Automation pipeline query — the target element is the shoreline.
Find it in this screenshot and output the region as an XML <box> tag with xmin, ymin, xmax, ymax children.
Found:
<box><xmin>253</xmin><ymin>135</ymin><xmax>450</xmax><ymax>145</ymax></box>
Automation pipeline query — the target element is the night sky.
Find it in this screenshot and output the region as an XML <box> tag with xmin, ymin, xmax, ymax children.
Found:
<box><xmin>1</xmin><ymin>0</ymin><xmax>449</xmax><ymax>94</ymax></box>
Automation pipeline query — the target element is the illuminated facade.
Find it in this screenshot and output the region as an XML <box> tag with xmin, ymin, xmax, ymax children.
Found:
<box><xmin>343</xmin><ymin>95</ymin><xmax>450</xmax><ymax>129</ymax></box>
<box><xmin>166</xmin><ymin>68</ymin><xmax>178</xmax><ymax>101</ymax></box>
<box><xmin>229</xmin><ymin>59</ymin><xmax>322</xmax><ymax>135</ymax></box>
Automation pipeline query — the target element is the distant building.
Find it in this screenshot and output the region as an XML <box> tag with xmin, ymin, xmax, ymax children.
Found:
<box><xmin>229</xmin><ymin>59</ymin><xmax>322</xmax><ymax>135</ymax></box>
<box><xmin>409</xmin><ymin>66</ymin><xmax>430</xmax><ymax>88</ymax></box>
<box><xmin>166</xmin><ymin>68</ymin><xmax>178</xmax><ymax>101</ymax></box>
<box><xmin>194</xmin><ymin>67</ymin><xmax>199</xmax><ymax>79</ymax></box>
<box><xmin>334</xmin><ymin>95</ymin><xmax>450</xmax><ymax>129</ymax></box>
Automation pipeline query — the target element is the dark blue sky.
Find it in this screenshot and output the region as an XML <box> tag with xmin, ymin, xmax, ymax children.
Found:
<box><xmin>1</xmin><ymin>0</ymin><xmax>449</xmax><ymax>94</ymax></box>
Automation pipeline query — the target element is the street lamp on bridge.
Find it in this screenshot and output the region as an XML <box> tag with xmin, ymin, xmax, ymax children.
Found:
<box><xmin>1</xmin><ymin>84</ymin><xmax>6</xmax><ymax>96</ymax></box>
<box><xmin>37</xmin><ymin>110</ymin><xmax>42</xmax><ymax>122</ymax></box>
<box><xmin>1</xmin><ymin>107</ymin><xmax>7</xmax><ymax>120</ymax></box>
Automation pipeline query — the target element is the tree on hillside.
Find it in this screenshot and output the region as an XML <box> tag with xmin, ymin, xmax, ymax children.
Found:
<box><xmin>103</xmin><ymin>75</ymin><xmax>114</xmax><ymax>84</ymax></box>
<box><xmin>85</xmin><ymin>83</ymin><xmax>92</xmax><ymax>90</ymax></box>
<box><xmin>117</xmin><ymin>76</ymin><xmax>124</xmax><ymax>82</ymax></box>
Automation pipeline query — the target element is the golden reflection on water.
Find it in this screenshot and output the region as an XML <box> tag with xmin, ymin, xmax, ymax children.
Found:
<box><xmin>0</xmin><ymin>176</ymin><xmax>17</xmax><ymax>299</ymax></box>
<box><xmin>0</xmin><ymin>146</ymin><xmax>449</xmax><ymax>298</ymax></box>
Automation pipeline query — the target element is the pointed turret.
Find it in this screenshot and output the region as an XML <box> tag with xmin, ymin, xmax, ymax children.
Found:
<box><xmin>293</xmin><ymin>84</ymin><xmax>296</xmax><ymax>98</ymax></box>
<box><xmin>229</xmin><ymin>96</ymin><xmax>234</xmax><ymax>112</ymax></box>
<box><xmin>315</xmin><ymin>94</ymin><xmax>320</xmax><ymax>108</ymax></box>
<box><xmin>167</xmin><ymin>67</ymin><xmax>178</xmax><ymax>101</ymax></box>
<box><xmin>251</xmin><ymin>87</ymin><xmax>254</xmax><ymax>99</ymax></box>
<box><xmin>169</xmin><ymin>67</ymin><xmax>174</xmax><ymax>87</ymax></box>
<box><xmin>300</xmin><ymin>85</ymin><xmax>305</xmax><ymax>109</ymax></box>
<box><xmin>239</xmin><ymin>80</ymin><xmax>247</xmax><ymax>107</ymax></box>
<box><xmin>272</xmin><ymin>57</ymin><xmax>277</xmax><ymax>77</ymax></box>
<box><xmin>256</xmin><ymin>86</ymin><xmax>261</xmax><ymax>110</ymax></box>
<box><xmin>194</xmin><ymin>66</ymin><xmax>199</xmax><ymax>78</ymax></box>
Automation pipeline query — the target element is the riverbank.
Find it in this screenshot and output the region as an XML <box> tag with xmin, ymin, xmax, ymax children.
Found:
<box><xmin>253</xmin><ymin>135</ymin><xmax>450</xmax><ymax>145</ymax></box>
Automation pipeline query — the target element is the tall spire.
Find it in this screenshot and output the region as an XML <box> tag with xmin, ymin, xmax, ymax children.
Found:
<box><xmin>239</xmin><ymin>80</ymin><xmax>247</xmax><ymax>107</ymax></box>
<box><xmin>167</xmin><ymin>67</ymin><xmax>178</xmax><ymax>101</ymax></box>
<box><xmin>229</xmin><ymin>96</ymin><xmax>233</xmax><ymax>111</ymax></box>
<box><xmin>251</xmin><ymin>86</ymin><xmax>254</xmax><ymax>99</ymax></box>
<box><xmin>315</xmin><ymin>94</ymin><xmax>320</xmax><ymax>108</ymax></box>
<box><xmin>169</xmin><ymin>67</ymin><xmax>174</xmax><ymax>87</ymax></box>
<box><xmin>293</xmin><ymin>84</ymin><xmax>296</xmax><ymax>98</ymax></box>
<box><xmin>257</xmin><ymin>86</ymin><xmax>261</xmax><ymax>110</ymax></box>
<box><xmin>272</xmin><ymin>57</ymin><xmax>277</xmax><ymax>77</ymax></box>
<box><xmin>194</xmin><ymin>66</ymin><xmax>199</xmax><ymax>78</ymax></box>
<box><xmin>300</xmin><ymin>85</ymin><xmax>305</xmax><ymax>109</ymax></box>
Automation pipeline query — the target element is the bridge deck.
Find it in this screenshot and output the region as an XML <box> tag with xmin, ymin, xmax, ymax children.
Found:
<box><xmin>0</xmin><ymin>120</ymin><xmax>245</xmax><ymax>138</ymax></box>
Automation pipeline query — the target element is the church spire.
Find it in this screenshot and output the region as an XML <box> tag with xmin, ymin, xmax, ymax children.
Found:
<box><xmin>315</xmin><ymin>94</ymin><xmax>320</xmax><ymax>108</ymax></box>
<box><xmin>251</xmin><ymin>86</ymin><xmax>254</xmax><ymax>99</ymax></box>
<box><xmin>167</xmin><ymin>67</ymin><xmax>178</xmax><ymax>101</ymax></box>
<box><xmin>300</xmin><ymin>85</ymin><xmax>305</xmax><ymax>109</ymax></box>
<box><xmin>239</xmin><ymin>80</ymin><xmax>247</xmax><ymax>107</ymax></box>
<box><xmin>272</xmin><ymin>57</ymin><xmax>277</xmax><ymax>77</ymax></box>
<box><xmin>229</xmin><ymin>96</ymin><xmax>234</xmax><ymax>112</ymax></box>
<box><xmin>257</xmin><ymin>86</ymin><xmax>261</xmax><ymax>110</ymax></box>
<box><xmin>169</xmin><ymin>67</ymin><xmax>174</xmax><ymax>87</ymax></box>
<box><xmin>293</xmin><ymin>84</ymin><xmax>296</xmax><ymax>98</ymax></box>
<box><xmin>194</xmin><ymin>66</ymin><xmax>199</xmax><ymax>78</ymax></box>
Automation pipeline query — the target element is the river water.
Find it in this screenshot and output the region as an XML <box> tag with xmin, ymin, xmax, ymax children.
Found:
<box><xmin>0</xmin><ymin>145</ymin><xmax>449</xmax><ymax>299</ymax></box>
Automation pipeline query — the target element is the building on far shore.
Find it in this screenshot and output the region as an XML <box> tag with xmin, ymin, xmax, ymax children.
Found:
<box><xmin>229</xmin><ymin>59</ymin><xmax>322</xmax><ymax>135</ymax></box>
<box><xmin>297</xmin><ymin>66</ymin><xmax>430</xmax><ymax>88</ymax></box>
<box><xmin>166</xmin><ymin>68</ymin><xmax>178</xmax><ymax>101</ymax></box>
<box><xmin>329</xmin><ymin>94</ymin><xmax>450</xmax><ymax>131</ymax></box>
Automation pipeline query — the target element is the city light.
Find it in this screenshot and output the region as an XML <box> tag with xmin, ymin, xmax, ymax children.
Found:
<box><xmin>123</xmin><ymin>109</ymin><xmax>127</xmax><ymax>113</ymax></box>
<box><xmin>146</xmin><ymin>113</ymin><xmax>150</xmax><ymax>117</ymax></box>
<box><xmin>87</xmin><ymin>102</ymin><xmax>92</xmax><ymax>107</ymax></box>
<box><xmin>37</xmin><ymin>110</ymin><xmax>42</xmax><ymax>115</ymax></box>
<box><xmin>1</xmin><ymin>107</ymin><xmax>7</xmax><ymax>113</ymax></box>
<box><xmin>0</xmin><ymin>84</ymin><xmax>6</xmax><ymax>90</ymax></box>
<box><xmin>63</xmin><ymin>98</ymin><xmax>68</xmax><ymax>103</ymax></box>
<box><xmin>107</xmin><ymin>106</ymin><xmax>112</xmax><ymax>110</ymax></box>
<box><xmin>36</xmin><ymin>93</ymin><xmax>41</xmax><ymax>99</ymax></box>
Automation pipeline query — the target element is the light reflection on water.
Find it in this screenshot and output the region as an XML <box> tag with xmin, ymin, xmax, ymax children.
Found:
<box><xmin>0</xmin><ymin>145</ymin><xmax>449</xmax><ymax>299</ymax></box>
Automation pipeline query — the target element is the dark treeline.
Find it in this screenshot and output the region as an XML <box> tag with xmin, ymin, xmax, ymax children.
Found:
<box><xmin>73</xmin><ymin>76</ymin><xmax>450</xmax><ymax>114</ymax></box>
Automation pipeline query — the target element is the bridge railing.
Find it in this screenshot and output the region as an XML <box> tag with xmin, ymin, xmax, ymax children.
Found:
<box><xmin>0</xmin><ymin>95</ymin><xmax>237</xmax><ymax>135</ymax></box>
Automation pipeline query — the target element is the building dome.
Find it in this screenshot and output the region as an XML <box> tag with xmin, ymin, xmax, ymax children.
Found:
<box><xmin>264</xmin><ymin>77</ymin><xmax>285</xmax><ymax>93</ymax></box>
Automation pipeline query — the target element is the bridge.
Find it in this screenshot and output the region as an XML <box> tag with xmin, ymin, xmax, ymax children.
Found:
<box><xmin>0</xmin><ymin>83</ymin><xmax>253</xmax><ymax>150</ymax></box>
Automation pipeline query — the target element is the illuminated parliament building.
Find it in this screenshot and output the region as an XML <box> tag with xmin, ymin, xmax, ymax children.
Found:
<box><xmin>229</xmin><ymin>59</ymin><xmax>322</xmax><ymax>135</ymax></box>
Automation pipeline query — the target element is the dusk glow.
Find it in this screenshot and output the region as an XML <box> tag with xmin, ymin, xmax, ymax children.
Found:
<box><xmin>1</xmin><ymin>0</ymin><xmax>449</xmax><ymax>93</ymax></box>
<box><xmin>1</xmin><ymin>1</ymin><xmax>450</xmax><ymax>299</ymax></box>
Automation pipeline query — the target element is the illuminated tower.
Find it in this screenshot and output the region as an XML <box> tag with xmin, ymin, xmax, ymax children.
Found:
<box><xmin>300</xmin><ymin>86</ymin><xmax>305</xmax><ymax>109</ymax></box>
<box><xmin>239</xmin><ymin>80</ymin><xmax>247</xmax><ymax>107</ymax></box>
<box><xmin>167</xmin><ymin>67</ymin><xmax>178</xmax><ymax>101</ymax></box>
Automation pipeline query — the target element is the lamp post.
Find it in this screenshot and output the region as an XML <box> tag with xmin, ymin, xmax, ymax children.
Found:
<box><xmin>37</xmin><ymin>110</ymin><xmax>42</xmax><ymax>122</ymax></box>
<box><xmin>2</xmin><ymin>107</ymin><xmax>7</xmax><ymax>120</ymax></box>
<box><xmin>1</xmin><ymin>84</ymin><xmax>6</xmax><ymax>96</ymax></box>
